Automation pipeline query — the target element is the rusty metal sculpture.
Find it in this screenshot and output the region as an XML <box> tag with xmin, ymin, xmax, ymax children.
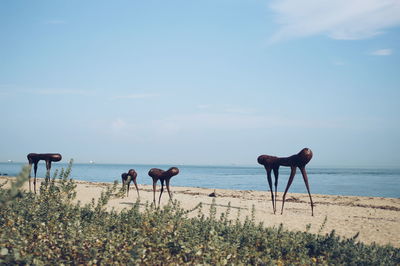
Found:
<box><xmin>121</xmin><ymin>169</ymin><xmax>140</xmax><ymax>197</ymax></box>
<box><xmin>257</xmin><ymin>148</ymin><xmax>314</xmax><ymax>216</ymax></box>
<box><xmin>27</xmin><ymin>153</ymin><xmax>62</xmax><ymax>194</ymax></box>
<box><xmin>148</xmin><ymin>167</ymin><xmax>179</xmax><ymax>205</ymax></box>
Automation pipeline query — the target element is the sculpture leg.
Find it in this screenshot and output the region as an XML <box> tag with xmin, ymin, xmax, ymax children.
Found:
<box><xmin>166</xmin><ymin>179</ymin><xmax>172</xmax><ymax>201</ymax></box>
<box><xmin>133</xmin><ymin>178</ymin><xmax>140</xmax><ymax>198</ymax></box>
<box><xmin>273</xmin><ymin>167</ymin><xmax>279</xmax><ymax>214</ymax></box>
<box><xmin>28</xmin><ymin>162</ymin><xmax>32</xmax><ymax>192</ymax></box>
<box><xmin>33</xmin><ymin>162</ymin><xmax>38</xmax><ymax>194</ymax></box>
<box><xmin>45</xmin><ymin>160</ymin><xmax>51</xmax><ymax>181</ymax></box>
<box><xmin>300</xmin><ymin>167</ymin><xmax>314</xmax><ymax>216</ymax></box>
<box><xmin>126</xmin><ymin>175</ymin><xmax>131</xmax><ymax>197</ymax></box>
<box><xmin>281</xmin><ymin>166</ymin><xmax>296</xmax><ymax>215</ymax></box>
<box><xmin>152</xmin><ymin>180</ymin><xmax>157</xmax><ymax>205</ymax></box>
<box><xmin>265</xmin><ymin>168</ymin><xmax>275</xmax><ymax>214</ymax></box>
<box><xmin>158</xmin><ymin>180</ymin><xmax>165</xmax><ymax>206</ymax></box>
<box><xmin>121</xmin><ymin>178</ymin><xmax>126</xmax><ymax>196</ymax></box>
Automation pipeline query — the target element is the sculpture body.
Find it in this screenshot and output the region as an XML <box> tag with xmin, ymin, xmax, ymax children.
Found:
<box><xmin>121</xmin><ymin>169</ymin><xmax>139</xmax><ymax>197</ymax></box>
<box><xmin>257</xmin><ymin>148</ymin><xmax>314</xmax><ymax>216</ymax></box>
<box><xmin>27</xmin><ymin>153</ymin><xmax>62</xmax><ymax>193</ymax></box>
<box><xmin>148</xmin><ymin>167</ymin><xmax>179</xmax><ymax>205</ymax></box>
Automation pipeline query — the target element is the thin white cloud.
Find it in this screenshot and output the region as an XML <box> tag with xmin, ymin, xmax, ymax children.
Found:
<box><xmin>111</xmin><ymin>118</ymin><xmax>128</xmax><ymax>132</ymax></box>
<box><xmin>332</xmin><ymin>60</ymin><xmax>346</xmax><ymax>66</ymax></box>
<box><xmin>196</xmin><ymin>104</ymin><xmax>211</xmax><ymax>110</ymax></box>
<box><xmin>154</xmin><ymin>113</ymin><xmax>342</xmax><ymax>132</ymax></box>
<box><xmin>0</xmin><ymin>87</ymin><xmax>92</xmax><ymax>96</ymax></box>
<box><xmin>223</xmin><ymin>107</ymin><xmax>256</xmax><ymax>115</ymax></box>
<box><xmin>34</xmin><ymin>89</ymin><xmax>90</xmax><ymax>95</ymax></box>
<box><xmin>196</xmin><ymin>104</ymin><xmax>256</xmax><ymax>114</ymax></box>
<box><xmin>0</xmin><ymin>84</ymin><xmax>15</xmax><ymax>88</ymax></box>
<box><xmin>371</xmin><ymin>49</ymin><xmax>393</xmax><ymax>55</ymax></box>
<box><xmin>43</xmin><ymin>20</ymin><xmax>66</xmax><ymax>25</ymax></box>
<box><xmin>112</xmin><ymin>93</ymin><xmax>160</xmax><ymax>100</ymax></box>
<box><xmin>0</xmin><ymin>85</ymin><xmax>12</xmax><ymax>96</ymax></box>
<box><xmin>96</xmin><ymin>113</ymin><xmax>344</xmax><ymax>143</ymax></box>
<box><xmin>269</xmin><ymin>0</ymin><xmax>400</xmax><ymax>42</ymax></box>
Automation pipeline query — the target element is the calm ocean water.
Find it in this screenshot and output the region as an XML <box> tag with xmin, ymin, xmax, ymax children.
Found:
<box><xmin>1</xmin><ymin>162</ymin><xmax>399</xmax><ymax>198</ymax></box>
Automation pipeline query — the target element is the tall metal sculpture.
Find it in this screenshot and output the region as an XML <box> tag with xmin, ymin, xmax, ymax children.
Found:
<box><xmin>27</xmin><ymin>153</ymin><xmax>62</xmax><ymax>193</ymax></box>
<box><xmin>121</xmin><ymin>169</ymin><xmax>140</xmax><ymax>197</ymax></box>
<box><xmin>258</xmin><ymin>148</ymin><xmax>314</xmax><ymax>216</ymax></box>
<box><xmin>148</xmin><ymin>167</ymin><xmax>179</xmax><ymax>205</ymax></box>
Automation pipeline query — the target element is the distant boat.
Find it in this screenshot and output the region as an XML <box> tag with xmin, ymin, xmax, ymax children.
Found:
<box><xmin>89</xmin><ymin>160</ymin><xmax>95</xmax><ymax>164</ymax></box>
<box><xmin>7</xmin><ymin>160</ymin><xmax>13</xmax><ymax>163</ymax></box>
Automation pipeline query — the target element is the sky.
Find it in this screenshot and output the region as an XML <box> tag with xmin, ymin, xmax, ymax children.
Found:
<box><xmin>0</xmin><ymin>0</ymin><xmax>399</xmax><ymax>167</ymax></box>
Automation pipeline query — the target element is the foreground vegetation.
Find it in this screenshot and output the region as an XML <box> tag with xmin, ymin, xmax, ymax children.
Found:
<box><xmin>1</xmin><ymin>163</ymin><xmax>399</xmax><ymax>265</ymax></box>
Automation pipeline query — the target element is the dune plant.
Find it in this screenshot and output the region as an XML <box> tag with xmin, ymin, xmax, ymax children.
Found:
<box><xmin>0</xmin><ymin>162</ymin><xmax>399</xmax><ymax>265</ymax></box>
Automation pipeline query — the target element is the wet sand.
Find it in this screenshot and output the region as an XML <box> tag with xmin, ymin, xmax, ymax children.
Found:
<box><xmin>1</xmin><ymin>176</ymin><xmax>399</xmax><ymax>247</ymax></box>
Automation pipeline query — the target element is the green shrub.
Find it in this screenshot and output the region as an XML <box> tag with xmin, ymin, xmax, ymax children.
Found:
<box><xmin>0</xmin><ymin>162</ymin><xmax>399</xmax><ymax>265</ymax></box>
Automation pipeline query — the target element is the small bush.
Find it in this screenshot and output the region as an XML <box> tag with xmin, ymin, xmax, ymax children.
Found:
<box><xmin>0</xmin><ymin>163</ymin><xmax>399</xmax><ymax>265</ymax></box>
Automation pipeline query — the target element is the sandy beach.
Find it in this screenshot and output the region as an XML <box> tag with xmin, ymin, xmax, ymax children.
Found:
<box><xmin>1</xmin><ymin>176</ymin><xmax>399</xmax><ymax>248</ymax></box>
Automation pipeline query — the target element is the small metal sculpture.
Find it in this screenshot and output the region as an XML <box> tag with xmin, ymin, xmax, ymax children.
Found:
<box><xmin>121</xmin><ymin>169</ymin><xmax>139</xmax><ymax>197</ymax></box>
<box><xmin>148</xmin><ymin>167</ymin><xmax>179</xmax><ymax>205</ymax></box>
<box><xmin>27</xmin><ymin>153</ymin><xmax>62</xmax><ymax>193</ymax></box>
<box><xmin>257</xmin><ymin>148</ymin><xmax>314</xmax><ymax>216</ymax></box>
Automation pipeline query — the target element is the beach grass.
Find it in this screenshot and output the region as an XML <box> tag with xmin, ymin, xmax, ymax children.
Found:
<box><xmin>0</xmin><ymin>163</ymin><xmax>399</xmax><ymax>265</ymax></box>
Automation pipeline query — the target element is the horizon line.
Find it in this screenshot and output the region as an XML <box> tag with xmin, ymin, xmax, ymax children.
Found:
<box><xmin>1</xmin><ymin>161</ymin><xmax>399</xmax><ymax>169</ymax></box>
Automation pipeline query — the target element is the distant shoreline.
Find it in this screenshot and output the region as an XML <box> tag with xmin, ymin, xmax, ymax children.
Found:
<box><xmin>0</xmin><ymin>169</ymin><xmax>400</xmax><ymax>199</ymax></box>
<box><xmin>1</xmin><ymin>161</ymin><xmax>400</xmax><ymax>169</ymax></box>
<box><xmin>1</xmin><ymin>162</ymin><xmax>400</xmax><ymax>198</ymax></box>
<box><xmin>1</xmin><ymin>175</ymin><xmax>399</xmax><ymax>200</ymax></box>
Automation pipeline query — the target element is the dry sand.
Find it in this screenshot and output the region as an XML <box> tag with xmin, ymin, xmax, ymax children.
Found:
<box><xmin>1</xmin><ymin>176</ymin><xmax>399</xmax><ymax>247</ymax></box>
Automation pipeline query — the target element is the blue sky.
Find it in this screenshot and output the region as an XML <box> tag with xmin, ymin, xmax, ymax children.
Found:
<box><xmin>1</xmin><ymin>0</ymin><xmax>399</xmax><ymax>166</ymax></box>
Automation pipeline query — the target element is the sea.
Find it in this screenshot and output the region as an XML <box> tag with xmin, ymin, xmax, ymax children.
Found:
<box><xmin>0</xmin><ymin>162</ymin><xmax>399</xmax><ymax>198</ymax></box>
